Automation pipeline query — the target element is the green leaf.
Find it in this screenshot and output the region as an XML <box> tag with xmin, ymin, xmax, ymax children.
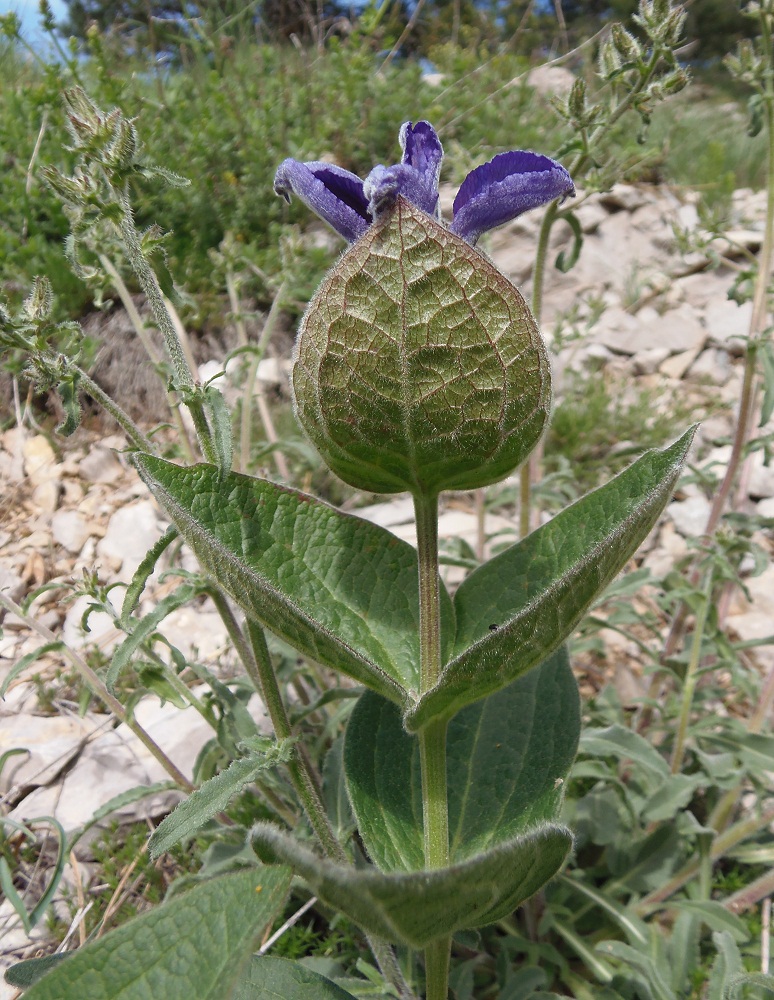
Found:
<box><xmin>725</xmin><ymin>973</ymin><xmax>774</xmax><ymax>999</ymax></box>
<box><xmin>22</xmin><ymin>868</ymin><xmax>291</xmax><ymax>1000</ymax></box>
<box><xmin>555</xmin><ymin>211</ymin><xmax>583</xmax><ymax>274</ymax></box>
<box><xmin>293</xmin><ymin>197</ymin><xmax>550</xmax><ymax>495</ymax></box>
<box><xmin>579</xmin><ymin>725</ymin><xmax>670</xmax><ymax>779</ymax></box>
<box><xmin>4</xmin><ymin>954</ymin><xmax>70</xmax><ymax>988</ymax></box>
<box><xmin>596</xmin><ymin>941</ymin><xmax>675</xmax><ymax>1000</ymax></box>
<box><xmin>641</xmin><ymin>773</ymin><xmax>702</xmax><ymax>821</ymax></box>
<box><xmin>134</xmin><ymin>456</ymin><xmax>455</xmax><ymax>703</ymax></box>
<box><xmin>233</xmin><ymin>957</ymin><xmax>359</xmax><ymax>999</ymax></box>
<box><xmin>708</xmin><ymin>931</ymin><xmax>744</xmax><ymax>1000</ymax></box>
<box><xmin>561</xmin><ymin>874</ymin><xmax>649</xmax><ymax>947</ymax></box>
<box><xmin>150</xmin><ymin>744</ymin><xmax>295</xmax><ymax>858</ymax></box>
<box><xmin>0</xmin><ymin>642</ymin><xmax>64</xmax><ymax>698</ymax></box>
<box><xmin>406</xmin><ymin>428</ymin><xmax>695</xmax><ymax>730</ymax></box>
<box><xmin>345</xmin><ymin>647</ymin><xmax>578</xmax><ymax>872</ymax></box>
<box><xmin>56</xmin><ymin>374</ymin><xmax>81</xmax><ymax>436</ymax></box>
<box><xmin>68</xmin><ymin>780</ymin><xmax>178</xmax><ymax>852</ymax></box>
<box><xmin>108</xmin><ymin>582</ymin><xmax>202</xmax><ymax>691</ymax></box>
<box><xmin>252</xmin><ymin>821</ymin><xmax>571</xmax><ymax>949</ymax></box>
<box><xmin>671</xmin><ymin>901</ymin><xmax>750</xmax><ymax>943</ymax></box>
<box><xmin>120</xmin><ymin>526</ymin><xmax>179</xmax><ymax>628</ymax></box>
<box><xmin>204</xmin><ymin>383</ymin><xmax>234</xmax><ymax>477</ymax></box>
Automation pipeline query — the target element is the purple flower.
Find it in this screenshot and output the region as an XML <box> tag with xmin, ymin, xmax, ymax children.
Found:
<box><xmin>274</xmin><ymin>121</ymin><xmax>574</xmax><ymax>247</ymax></box>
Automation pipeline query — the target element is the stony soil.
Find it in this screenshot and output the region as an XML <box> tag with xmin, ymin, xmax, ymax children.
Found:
<box><xmin>2</xmin><ymin>182</ymin><xmax>773</xmax><ymax>995</ymax></box>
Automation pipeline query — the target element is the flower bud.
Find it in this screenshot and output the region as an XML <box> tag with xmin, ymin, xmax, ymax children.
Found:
<box><xmin>611</xmin><ymin>24</ymin><xmax>641</xmax><ymax>61</ymax></box>
<box><xmin>23</xmin><ymin>277</ymin><xmax>53</xmax><ymax>321</ymax></box>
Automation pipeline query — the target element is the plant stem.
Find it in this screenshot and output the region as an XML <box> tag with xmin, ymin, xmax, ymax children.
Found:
<box><xmin>116</xmin><ymin>190</ymin><xmax>217</xmax><ymax>465</ymax></box>
<box><xmin>669</xmin><ymin>579</ymin><xmax>711</xmax><ymax>774</ymax></box>
<box><xmin>239</xmin><ymin>617</ymin><xmax>414</xmax><ymax>997</ymax></box>
<box><xmin>413</xmin><ymin>491</ymin><xmax>451</xmax><ymax>1000</ymax></box>
<box><xmin>238</xmin><ymin>280</ymin><xmax>290</xmax><ymax>479</ymax></box>
<box><xmin>100</xmin><ymin>254</ymin><xmax>196</xmax><ymax>458</ymax></box>
<box><xmin>73</xmin><ymin>367</ymin><xmax>157</xmax><ymax>454</ymax></box>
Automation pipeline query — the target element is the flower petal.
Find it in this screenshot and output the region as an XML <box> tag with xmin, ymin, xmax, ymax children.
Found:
<box><xmin>400</xmin><ymin>120</ymin><xmax>443</xmax><ymax>197</ymax></box>
<box><xmin>274</xmin><ymin>159</ymin><xmax>370</xmax><ymax>242</ymax></box>
<box><xmin>363</xmin><ymin>121</ymin><xmax>444</xmax><ymax>220</ymax></box>
<box><xmin>450</xmin><ymin>151</ymin><xmax>574</xmax><ymax>246</ymax></box>
<box><xmin>364</xmin><ymin>162</ymin><xmax>440</xmax><ymax>219</ymax></box>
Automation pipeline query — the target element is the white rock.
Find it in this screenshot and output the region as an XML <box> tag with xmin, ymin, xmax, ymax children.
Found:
<box><xmin>22</xmin><ymin>435</ymin><xmax>58</xmax><ymax>486</ymax></box>
<box><xmin>0</xmin><ymin>567</ymin><xmax>25</xmax><ymax>604</ymax></box>
<box><xmin>633</xmin><ymin>346</ymin><xmax>671</xmax><ymax>375</ymax></box>
<box><xmin>659</xmin><ymin>347</ymin><xmax>702</xmax><ymax>380</ymax></box>
<box><xmin>161</xmin><ymin>605</ymin><xmax>229</xmax><ymax>662</ymax></box>
<box><xmin>704</xmin><ymin>298</ymin><xmax>752</xmax><ymax>353</ymax></box>
<box><xmin>590</xmin><ymin>307</ymin><xmax>642</xmax><ymax>356</ymax></box>
<box><xmin>686</xmin><ymin>348</ymin><xmax>732</xmax><ymax>385</ymax></box>
<box><xmin>61</xmin><ymin>594</ymin><xmax>121</xmax><ymax>652</ymax></box>
<box><xmin>355</xmin><ymin>497</ymin><xmax>415</xmax><ymax>529</ymax></box>
<box><xmin>257</xmin><ymin>358</ymin><xmax>286</xmax><ymax>386</ymax></box>
<box><xmin>644</xmin><ymin>303</ymin><xmax>706</xmax><ymax>355</ymax></box>
<box><xmin>7</xmin><ymin>696</ymin><xmax>214</xmax><ymax>838</ymax></box>
<box><xmin>51</xmin><ymin>509</ymin><xmax>91</xmax><ymax>554</ymax></box>
<box><xmin>599</xmin><ymin>184</ymin><xmax>649</xmax><ymax>212</ymax></box>
<box><xmin>525</xmin><ymin>64</ymin><xmax>575</xmax><ymax>96</ymax></box>
<box><xmin>78</xmin><ymin>445</ymin><xmax>122</xmax><ymax>484</ymax></box>
<box><xmin>0</xmin><ymin>713</ymin><xmax>97</xmax><ymax>795</ymax></box>
<box><xmin>748</xmin><ymin>450</ymin><xmax>774</xmax><ymax>499</ymax></box>
<box><xmin>96</xmin><ymin>500</ymin><xmax>165</xmax><ymax>579</ymax></box>
<box><xmin>667</xmin><ymin>494</ymin><xmax>711</xmax><ymax>537</ymax></box>
<box><xmin>755</xmin><ymin>497</ymin><xmax>774</xmax><ymax>518</ymax></box>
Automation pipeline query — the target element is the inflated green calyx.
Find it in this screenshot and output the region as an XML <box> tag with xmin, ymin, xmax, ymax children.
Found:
<box><xmin>292</xmin><ymin>197</ymin><xmax>551</xmax><ymax>496</ymax></box>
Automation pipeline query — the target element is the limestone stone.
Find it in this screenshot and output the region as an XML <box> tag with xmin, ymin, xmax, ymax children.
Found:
<box><xmin>704</xmin><ymin>298</ymin><xmax>753</xmax><ymax>353</ymax></box>
<box><xmin>525</xmin><ymin>64</ymin><xmax>575</xmax><ymax>96</ymax></box>
<box><xmin>748</xmin><ymin>451</ymin><xmax>774</xmax><ymax>500</ymax></box>
<box><xmin>22</xmin><ymin>435</ymin><xmax>58</xmax><ymax>486</ymax></box>
<box><xmin>78</xmin><ymin>445</ymin><xmax>122</xmax><ymax>484</ymax></box>
<box><xmin>633</xmin><ymin>347</ymin><xmax>671</xmax><ymax>375</ymax></box>
<box><xmin>599</xmin><ymin>184</ymin><xmax>649</xmax><ymax>212</ymax></box>
<box><xmin>667</xmin><ymin>494</ymin><xmax>712</xmax><ymax>537</ymax></box>
<box><xmin>755</xmin><ymin>497</ymin><xmax>774</xmax><ymax>518</ymax></box>
<box><xmin>96</xmin><ymin>500</ymin><xmax>165</xmax><ymax>579</ymax></box>
<box><xmin>686</xmin><ymin>348</ymin><xmax>732</xmax><ymax>385</ymax></box>
<box><xmin>590</xmin><ymin>307</ymin><xmax>643</xmax><ymax>356</ymax></box>
<box><xmin>0</xmin><ymin>713</ymin><xmax>97</xmax><ymax>795</ymax></box>
<box><xmin>659</xmin><ymin>347</ymin><xmax>702</xmax><ymax>380</ymax></box>
<box><xmin>161</xmin><ymin>604</ymin><xmax>230</xmax><ymax>662</ymax></box>
<box><xmin>645</xmin><ymin>303</ymin><xmax>706</xmax><ymax>355</ymax></box>
<box><xmin>61</xmin><ymin>594</ymin><xmax>122</xmax><ymax>652</ymax></box>
<box><xmin>7</xmin><ymin>695</ymin><xmax>214</xmax><ymax>838</ymax></box>
<box><xmin>0</xmin><ymin>567</ymin><xmax>25</xmax><ymax>604</ymax></box>
<box><xmin>51</xmin><ymin>509</ymin><xmax>91</xmax><ymax>554</ymax></box>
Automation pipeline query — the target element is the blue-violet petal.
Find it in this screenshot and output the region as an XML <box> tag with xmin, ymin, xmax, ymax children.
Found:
<box><xmin>450</xmin><ymin>151</ymin><xmax>574</xmax><ymax>246</ymax></box>
<box><xmin>274</xmin><ymin>159</ymin><xmax>370</xmax><ymax>243</ymax></box>
<box><xmin>400</xmin><ymin>121</ymin><xmax>443</xmax><ymax>197</ymax></box>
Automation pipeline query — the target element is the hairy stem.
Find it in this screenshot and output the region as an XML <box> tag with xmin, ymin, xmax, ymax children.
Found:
<box><xmin>116</xmin><ymin>190</ymin><xmax>216</xmax><ymax>464</ymax></box>
<box><xmin>413</xmin><ymin>491</ymin><xmax>451</xmax><ymax>999</ymax></box>
<box><xmin>98</xmin><ymin>254</ymin><xmax>195</xmax><ymax>459</ymax></box>
<box><xmin>73</xmin><ymin>367</ymin><xmax>156</xmax><ymax>453</ymax></box>
<box><xmin>669</xmin><ymin>578</ymin><xmax>711</xmax><ymax>774</ymax></box>
<box><xmin>239</xmin><ymin>617</ymin><xmax>413</xmax><ymax>996</ymax></box>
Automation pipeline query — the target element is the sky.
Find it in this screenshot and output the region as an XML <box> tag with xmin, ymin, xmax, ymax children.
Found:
<box><xmin>0</xmin><ymin>0</ymin><xmax>69</xmax><ymax>42</ymax></box>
